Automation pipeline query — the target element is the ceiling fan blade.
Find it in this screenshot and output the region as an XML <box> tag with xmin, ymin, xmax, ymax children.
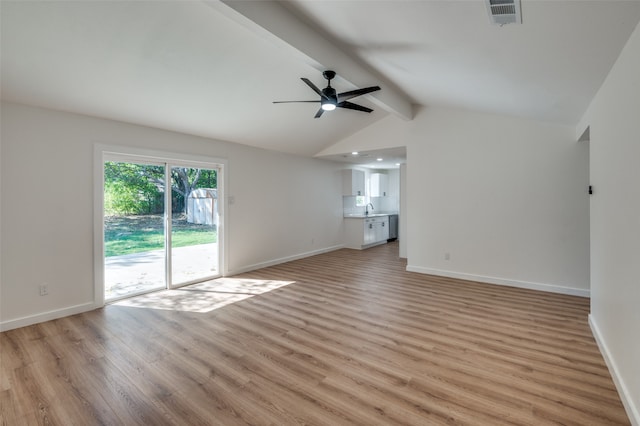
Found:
<box><xmin>273</xmin><ymin>100</ymin><xmax>320</xmax><ymax>104</ymax></box>
<box><xmin>337</xmin><ymin>86</ymin><xmax>381</xmax><ymax>102</ymax></box>
<box><xmin>337</xmin><ymin>101</ymin><xmax>373</xmax><ymax>113</ymax></box>
<box><xmin>302</xmin><ymin>78</ymin><xmax>329</xmax><ymax>100</ymax></box>
<box><xmin>314</xmin><ymin>108</ymin><xmax>325</xmax><ymax>118</ymax></box>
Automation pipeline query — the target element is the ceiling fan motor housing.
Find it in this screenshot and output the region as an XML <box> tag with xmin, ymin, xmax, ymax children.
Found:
<box><xmin>322</xmin><ymin>87</ymin><xmax>337</xmax><ymax>101</ymax></box>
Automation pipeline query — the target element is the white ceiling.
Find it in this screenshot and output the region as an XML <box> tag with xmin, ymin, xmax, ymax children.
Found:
<box><xmin>2</xmin><ymin>1</ymin><xmax>640</xmax><ymax>162</ymax></box>
<box><xmin>286</xmin><ymin>0</ymin><xmax>640</xmax><ymax>125</ymax></box>
<box><xmin>0</xmin><ymin>1</ymin><xmax>386</xmax><ymax>157</ymax></box>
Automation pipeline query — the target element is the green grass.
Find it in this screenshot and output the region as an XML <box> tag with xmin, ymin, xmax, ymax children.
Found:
<box><xmin>104</xmin><ymin>214</ymin><xmax>217</xmax><ymax>257</ymax></box>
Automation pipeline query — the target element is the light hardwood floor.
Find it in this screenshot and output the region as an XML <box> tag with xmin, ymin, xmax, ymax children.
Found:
<box><xmin>0</xmin><ymin>242</ymin><xmax>629</xmax><ymax>425</ymax></box>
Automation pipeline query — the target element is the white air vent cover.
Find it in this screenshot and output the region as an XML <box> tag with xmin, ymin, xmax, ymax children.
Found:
<box><xmin>485</xmin><ymin>0</ymin><xmax>522</xmax><ymax>25</ymax></box>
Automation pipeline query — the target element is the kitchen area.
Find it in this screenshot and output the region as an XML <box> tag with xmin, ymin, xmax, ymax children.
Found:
<box><xmin>342</xmin><ymin>168</ymin><xmax>400</xmax><ymax>250</ymax></box>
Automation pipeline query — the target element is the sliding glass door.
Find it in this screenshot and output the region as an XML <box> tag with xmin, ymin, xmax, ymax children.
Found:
<box><xmin>103</xmin><ymin>156</ymin><xmax>221</xmax><ymax>301</ymax></box>
<box><xmin>103</xmin><ymin>160</ymin><xmax>166</xmax><ymax>300</ymax></box>
<box><xmin>170</xmin><ymin>165</ymin><xmax>219</xmax><ymax>287</ymax></box>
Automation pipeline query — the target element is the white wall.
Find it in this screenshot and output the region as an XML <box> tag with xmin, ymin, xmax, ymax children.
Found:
<box><xmin>334</xmin><ymin>106</ymin><xmax>590</xmax><ymax>296</ymax></box>
<box><xmin>0</xmin><ymin>105</ymin><xmax>3</xmax><ymax>321</ymax></box>
<box><xmin>579</xmin><ymin>21</ymin><xmax>640</xmax><ymax>424</ymax></box>
<box><xmin>315</xmin><ymin>114</ymin><xmax>409</xmax><ymax>156</ymax></box>
<box><xmin>0</xmin><ymin>102</ymin><xmax>345</xmax><ymax>330</ymax></box>
<box><xmin>408</xmin><ymin>107</ymin><xmax>590</xmax><ymax>295</ymax></box>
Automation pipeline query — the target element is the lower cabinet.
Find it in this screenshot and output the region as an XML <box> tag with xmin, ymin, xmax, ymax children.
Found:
<box><xmin>344</xmin><ymin>216</ymin><xmax>389</xmax><ymax>250</ymax></box>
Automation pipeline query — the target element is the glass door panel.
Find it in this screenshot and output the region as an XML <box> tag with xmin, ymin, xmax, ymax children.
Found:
<box><xmin>103</xmin><ymin>161</ymin><xmax>166</xmax><ymax>301</ymax></box>
<box><xmin>170</xmin><ymin>166</ymin><xmax>219</xmax><ymax>286</ymax></box>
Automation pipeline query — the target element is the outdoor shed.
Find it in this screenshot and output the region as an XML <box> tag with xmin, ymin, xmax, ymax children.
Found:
<box><xmin>187</xmin><ymin>188</ymin><xmax>218</xmax><ymax>226</ymax></box>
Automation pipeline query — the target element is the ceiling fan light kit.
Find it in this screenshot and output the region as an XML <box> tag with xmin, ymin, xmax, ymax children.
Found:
<box><xmin>273</xmin><ymin>70</ymin><xmax>380</xmax><ymax>118</ymax></box>
<box><xmin>321</xmin><ymin>102</ymin><xmax>337</xmax><ymax>111</ymax></box>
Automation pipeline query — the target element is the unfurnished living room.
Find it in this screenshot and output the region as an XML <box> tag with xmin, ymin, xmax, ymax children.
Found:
<box><xmin>1</xmin><ymin>1</ymin><xmax>639</xmax><ymax>425</ymax></box>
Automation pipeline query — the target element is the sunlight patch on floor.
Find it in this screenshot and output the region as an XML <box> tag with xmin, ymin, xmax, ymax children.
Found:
<box><xmin>112</xmin><ymin>277</ymin><xmax>295</xmax><ymax>313</ymax></box>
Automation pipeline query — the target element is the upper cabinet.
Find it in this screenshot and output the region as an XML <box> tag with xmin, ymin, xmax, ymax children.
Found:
<box><xmin>343</xmin><ymin>169</ymin><xmax>365</xmax><ymax>196</ymax></box>
<box><xmin>370</xmin><ymin>173</ymin><xmax>388</xmax><ymax>197</ymax></box>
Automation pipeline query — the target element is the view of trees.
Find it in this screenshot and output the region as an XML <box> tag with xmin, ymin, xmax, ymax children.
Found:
<box><xmin>104</xmin><ymin>162</ymin><xmax>217</xmax><ymax>216</ymax></box>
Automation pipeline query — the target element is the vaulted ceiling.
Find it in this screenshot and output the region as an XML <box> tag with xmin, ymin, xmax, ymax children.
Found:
<box><xmin>2</xmin><ymin>1</ymin><xmax>640</xmax><ymax>160</ymax></box>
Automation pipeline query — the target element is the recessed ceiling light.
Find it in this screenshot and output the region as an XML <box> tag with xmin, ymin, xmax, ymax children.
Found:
<box><xmin>352</xmin><ymin>151</ymin><xmax>359</xmax><ymax>155</ymax></box>
<box><xmin>395</xmin><ymin>163</ymin><xmax>401</xmax><ymax>166</ymax></box>
<box><xmin>377</xmin><ymin>158</ymin><xmax>383</xmax><ymax>161</ymax></box>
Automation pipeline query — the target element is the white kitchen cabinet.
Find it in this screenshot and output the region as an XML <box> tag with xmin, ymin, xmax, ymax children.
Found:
<box><xmin>363</xmin><ymin>218</ymin><xmax>376</xmax><ymax>246</ymax></box>
<box><xmin>370</xmin><ymin>173</ymin><xmax>388</xmax><ymax>197</ymax></box>
<box><xmin>342</xmin><ymin>169</ymin><xmax>365</xmax><ymax>196</ymax></box>
<box><xmin>386</xmin><ymin>169</ymin><xmax>400</xmax><ymax>198</ymax></box>
<box><xmin>374</xmin><ymin>217</ymin><xmax>390</xmax><ymax>242</ymax></box>
<box><xmin>344</xmin><ymin>215</ymin><xmax>389</xmax><ymax>249</ymax></box>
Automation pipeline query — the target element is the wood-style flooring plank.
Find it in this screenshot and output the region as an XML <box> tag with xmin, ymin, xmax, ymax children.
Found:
<box><xmin>0</xmin><ymin>242</ymin><xmax>630</xmax><ymax>425</ymax></box>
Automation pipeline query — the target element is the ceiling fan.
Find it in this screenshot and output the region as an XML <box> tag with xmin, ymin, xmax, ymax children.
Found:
<box><xmin>273</xmin><ymin>70</ymin><xmax>381</xmax><ymax>118</ymax></box>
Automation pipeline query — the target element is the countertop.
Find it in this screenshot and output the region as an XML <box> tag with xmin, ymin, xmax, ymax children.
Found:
<box><xmin>344</xmin><ymin>213</ymin><xmax>397</xmax><ymax>218</ymax></box>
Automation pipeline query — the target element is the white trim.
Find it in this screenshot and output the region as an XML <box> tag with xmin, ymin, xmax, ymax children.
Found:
<box><xmin>228</xmin><ymin>244</ymin><xmax>344</xmax><ymax>276</ymax></box>
<box><xmin>95</xmin><ymin>143</ymin><xmax>228</xmax><ymax>167</ymax></box>
<box><xmin>0</xmin><ymin>302</ymin><xmax>96</xmax><ymax>332</ymax></box>
<box><xmin>405</xmin><ymin>265</ymin><xmax>590</xmax><ymax>297</ymax></box>
<box><xmin>165</xmin><ymin>163</ymin><xmax>173</xmax><ymax>288</ymax></box>
<box><xmin>589</xmin><ymin>315</ymin><xmax>639</xmax><ymax>426</ymax></box>
<box><xmin>93</xmin><ymin>146</ymin><xmax>106</xmax><ymax>307</ymax></box>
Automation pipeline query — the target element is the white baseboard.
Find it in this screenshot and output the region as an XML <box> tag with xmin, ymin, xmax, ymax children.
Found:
<box><xmin>405</xmin><ymin>265</ymin><xmax>590</xmax><ymax>298</ymax></box>
<box><xmin>227</xmin><ymin>244</ymin><xmax>344</xmax><ymax>276</ymax></box>
<box><xmin>0</xmin><ymin>301</ymin><xmax>97</xmax><ymax>332</ymax></box>
<box><xmin>589</xmin><ymin>315</ymin><xmax>639</xmax><ymax>426</ymax></box>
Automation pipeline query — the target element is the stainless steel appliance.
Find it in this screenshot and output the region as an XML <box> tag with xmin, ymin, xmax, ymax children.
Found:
<box><xmin>388</xmin><ymin>214</ymin><xmax>398</xmax><ymax>242</ymax></box>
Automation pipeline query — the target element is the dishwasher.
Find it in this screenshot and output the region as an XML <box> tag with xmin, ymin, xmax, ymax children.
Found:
<box><xmin>387</xmin><ymin>214</ymin><xmax>398</xmax><ymax>242</ymax></box>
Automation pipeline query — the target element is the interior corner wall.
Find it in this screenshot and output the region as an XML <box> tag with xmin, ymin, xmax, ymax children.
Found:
<box><xmin>580</xmin><ymin>21</ymin><xmax>640</xmax><ymax>424</ymax></box>
<box><xmin>0</xmin><ymin>102</ymin><xmax>345</xmax><ymax>330</ymax></box>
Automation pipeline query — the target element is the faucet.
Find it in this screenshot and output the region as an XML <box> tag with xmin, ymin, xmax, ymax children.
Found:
<box><xmin>365</xmin><ymin>203</ymin><xmax>374</xmax><ymax>215</ymax></box>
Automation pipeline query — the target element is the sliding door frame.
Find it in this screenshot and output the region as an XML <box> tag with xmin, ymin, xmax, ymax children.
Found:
<box><xmin>93</xmin><ymin>144</ymin><xmax>227</xmax><ymax>308</ymax></box>
<box><xmin>166</xmin><ymin>161</ymin><xmax>222</xmax><ymax>290</ymax></box>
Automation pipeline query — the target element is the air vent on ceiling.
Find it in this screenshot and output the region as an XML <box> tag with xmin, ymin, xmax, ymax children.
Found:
<box><xmin>485</xmin><ymin>0</ymin><xmax>522</xmax><ymax>25</ymax></box>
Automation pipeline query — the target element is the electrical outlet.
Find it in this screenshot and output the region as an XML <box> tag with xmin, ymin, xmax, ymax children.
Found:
<box><xmin>39</xmin><ymin>283</ymin><xmax>49</xmax><ymax>296</ymax></box>
<box><xmin>445</xmin><ymin>252</ymin><xmax>451</xmax><ymax>261</ymax></box>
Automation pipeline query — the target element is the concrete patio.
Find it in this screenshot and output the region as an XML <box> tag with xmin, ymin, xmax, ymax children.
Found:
<box><xmin>105</xmin><ymin>243</ymin><xmax>218</xmax><ymax>300</ymax></box>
